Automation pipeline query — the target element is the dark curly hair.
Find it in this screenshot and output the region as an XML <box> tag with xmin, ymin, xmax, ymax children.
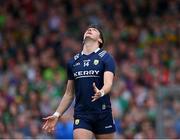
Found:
<box><xmin>87</xmin><ymin>24</ymin><xmax>104</xmax><ymax>48</ymax></box>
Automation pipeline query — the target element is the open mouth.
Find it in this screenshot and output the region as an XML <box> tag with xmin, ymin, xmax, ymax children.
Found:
<box><xmin>86</xmin><ymin>32</ymin><xmax>92</xmax><ymax>35</ymax></box>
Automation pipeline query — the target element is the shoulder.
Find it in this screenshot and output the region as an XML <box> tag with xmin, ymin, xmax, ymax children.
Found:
<box><xmin>97</xmin><ymin>49</ymin><xmax>114</xmax><ymax>61</ymax></box>
<box><xmin>97</xmin><ymin>49</ymin><xmax>107</xmax><ymax>58</ymax></box>
<box><xmin>73</xmin><ymin>53</ymin><xmax>81</xmax><ymax>61</ymax></box>
<box><xmin>67</xmin><ymin>52</ymin><xmax>81</xmax><ymax>66</ymax></box>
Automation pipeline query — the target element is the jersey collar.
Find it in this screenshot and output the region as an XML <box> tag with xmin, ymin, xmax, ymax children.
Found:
<box><xmin>81</xmin><ymin>48</ymin><xmax>100</xmax><ymax>55</ymax></box>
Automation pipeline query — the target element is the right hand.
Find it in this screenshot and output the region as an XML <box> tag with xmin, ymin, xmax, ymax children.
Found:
<box><xmin>92</xmin><ymin>82</ymin><xmax>101</xmax><ymax>102</ymax></box>
<box><xmin>42</xmin><ymin>115</ymin><xmax>59</xmax><ymax>133</ymax></box>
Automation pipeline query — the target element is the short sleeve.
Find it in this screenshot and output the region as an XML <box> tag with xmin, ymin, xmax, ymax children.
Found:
<box><xmin>104</xmin><ymin>54</ymin><xmax>116</xmax><ymax>75</ymax></box>
<box><xmin>67</xmin><ymin>61</ymin><xmax>74</xmax><ymax>80</ymax></box>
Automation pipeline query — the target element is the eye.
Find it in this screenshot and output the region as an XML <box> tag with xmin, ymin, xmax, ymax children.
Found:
<box><xmin>92</xmin><ymin>28</ymin><xmax>98</xmax><ymax>32</ymax></box>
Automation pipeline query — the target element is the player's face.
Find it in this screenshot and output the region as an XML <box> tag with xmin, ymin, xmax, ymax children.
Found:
<box><xmin>83</xmin><ymin>28</ymin><xmax>102</xmax><ymax>43</ymax></box>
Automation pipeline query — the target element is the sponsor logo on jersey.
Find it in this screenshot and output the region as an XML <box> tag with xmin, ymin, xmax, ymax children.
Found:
<box><xmin>105</xmin><ymin>125</ymin><xmax>112</xmax><ymax>129</ymax></box>
<box><xmin>93</xmin><ymin>59</ymin><xmax>99</xmax><ymax>65</ymax></box>
<box><xmin>74</xmin><ymin>70</ymin><xmax>100</xmax><ymax>79</ymax></box>
<box><xmin>73</xmin><ymin>62</ymin><xmax>80</xmax><ymax>67</ymax></box>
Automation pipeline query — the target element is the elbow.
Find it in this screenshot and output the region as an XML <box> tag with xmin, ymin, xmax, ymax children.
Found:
<box><xmin>69</xmin><ymin>94</ymin><xmax>74</xmax><ymax>101</ymax></box>
<box><xmin>108</xmin><ymin>81</ymin><xmax>113</xmax><ymax>88</ymax></box>
<box><xmin>104</xmin><ymin>81</ymin><xmax>113</xmax><ymax>92</ymax></box>
<box><xmin>68</xmin><ymin>93</ymin><xmax>74</xmax><ymax>100</ymax></box>
<box><xmin>109</xmin><ymin>83</ymin><xmax>113</xmax><ymax>91</ymax></box>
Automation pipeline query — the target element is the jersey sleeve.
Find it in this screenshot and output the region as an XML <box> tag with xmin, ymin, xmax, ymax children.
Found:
<box><xmin>104</xmin><ymin>54</ymin><xmax>116</xmax><ymax>75</ymax></box>
<box><xmin>67</xmin><ymin>60</ymin><xmax>74</xmax><ymax>80</ymax></box>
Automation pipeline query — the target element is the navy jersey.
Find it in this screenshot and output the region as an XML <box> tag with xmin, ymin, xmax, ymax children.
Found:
<box><xmin>67</xmin><ymin>48</ymin><xmax>115</xmax><ymax>115</ymax></box>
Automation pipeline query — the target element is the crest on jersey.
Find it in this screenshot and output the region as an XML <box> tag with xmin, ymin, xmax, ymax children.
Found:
<box><xmin>83</xmin><ymin>60</ymin><xmax>90</xmax><ymax>67</ymax></box>
<box><xmin>93</xmin><ymin>59</ymin><xmax>99</xmax><ymax>65</ymax></box>
<box><xmin>75</xmin><ymin>119</ymin><xmax>80</xmax><ymax>125</ymax></box>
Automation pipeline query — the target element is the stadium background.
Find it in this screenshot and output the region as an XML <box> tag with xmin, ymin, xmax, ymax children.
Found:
<box><xmin>0</xmin><ymin>0</ymin><xmax>179</xmax><ymax>138</ymax></box>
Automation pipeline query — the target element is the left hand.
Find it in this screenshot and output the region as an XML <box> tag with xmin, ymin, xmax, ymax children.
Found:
<box><xmin>92</xmin><ymin>82</ymin><xmax>102</xmax><ymax>102</ymax></box>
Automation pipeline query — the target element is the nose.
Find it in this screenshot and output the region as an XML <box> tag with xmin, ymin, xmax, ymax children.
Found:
<box><xmin>87</xmin><ymin>28</ymin><xmax>92</xmax><ymax>32</ymax></box>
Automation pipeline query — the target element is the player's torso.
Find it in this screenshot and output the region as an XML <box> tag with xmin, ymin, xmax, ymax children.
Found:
<box><xmin>70</xmin><ymin>49</ymin><xmax>112</xmax><ymax>114</ymax></box>
<box><xmin>72</xmin><ymin>53</ymin><xmax>104</xmax><ymax>80</ymax></box>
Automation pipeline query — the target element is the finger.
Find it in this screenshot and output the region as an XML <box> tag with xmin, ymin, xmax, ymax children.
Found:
<box><xmin>42</xmin><ymin>123</ymin><xmax>45</xmax><ymax>129</ymax></box>
<box><xmin>48</xmin><ymin>127</ymin><xmax>55</xmax><ymax>133</ymax></box>
<box><xmin>44</xmin><ymin>124</ymin><xmax>49</xmax><ymax>131</ymax></box>
<box><xmin>44</xmin><ymin>122</ymin><xmax>51</xmax><ymax>131</ymax></box>
<box><xmin>92</xmin><ymin>98</ymin><xmax>97</xmax><ymax>102</ymax></box>
<box><xmin>92</xmin><ymin>93</ymin><xmax>101</xmax><ymax>102</ymax></box>
<box><xmin>42</xmin><ymin>121</ymin><xmax>48</xmax><ymax>130</ymax></box>
<box><xmin>92</xmin><ymin>96</ymin><xmax>99</xmax><ymax>100</ymax></box>
<box><xmin>42</xmin><ymin>124</ymin><xmax>46</xmax><ymax>130</ymax></box>
<box><xmin>92</xmin><ymin>92</ymin><xmax>101</xmax><ymax>98</ymax></box>
<box><xmin>93</xmin><ymin>82</ymin><xmax>98</xmax><ymax>90</ymax></box>
<box><xmin>93</xmin><ymin>82</ymin><xmax>96</xmax><ymax>87</ymax></box>
<box><xmin>43</xmin><ymin>116</ymin><xmax>50</xmax><ymax>120</ymax></box>
<box><xmin>92</xmin><ymin>94</ymin><xmax>101</xmax><ymax>98</ymax></box>
<box><xmin>49</xmin><ymin>126</ymin><xmax>55</xmax><ymax>132</ymax></box>
<box><xmin>91</xmin><ymin>95</ymin><xmax>99</xmax><ymax>99</ymax></box>
<box><xmin>91</xmin><ymin>97</ymin><xmax>99</xmax><ymax>102</ymax></box>
<box><xmin>46</xmin><ymin>126</ymin><xmax>51</xmax><ymax>132</ymax></box>
<box><xmin>48</xmin><ymin>129</ymin><xmax>51</xmax><ymax>133</ymax></box>
<box><xmin>91</xmin><ymin>96</ymin><xmax>98</xmax><ymax>101</ymax></box>
<box><xmin>43</xmin><ymin>115</ymin><xmax>54</xmax><ymax>120</ymax></box>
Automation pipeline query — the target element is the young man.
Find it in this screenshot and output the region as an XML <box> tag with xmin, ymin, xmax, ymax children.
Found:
<box><xmin>42</xmin><ymin>25</ymin><xmax>116</xmax><ymax>139</ymax></box>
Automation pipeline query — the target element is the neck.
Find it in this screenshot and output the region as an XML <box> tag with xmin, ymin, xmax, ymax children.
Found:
<box><xmin>82</xmin><ymin>38</ymin><xmax>99</xmax><ymax>55</ymax></box>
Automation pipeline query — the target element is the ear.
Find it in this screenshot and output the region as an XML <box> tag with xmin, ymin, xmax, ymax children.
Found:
<box><xmin>98</xmin><ymin>38</ymin><xmax>102</xmax><ymax>43</ymax></box>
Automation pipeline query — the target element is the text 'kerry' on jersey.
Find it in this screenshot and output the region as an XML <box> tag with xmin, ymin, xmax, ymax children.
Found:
<box><xmin>67</xmin><ymin>48</ymin><xmax>116</xmax><ymax>115</ymax></box>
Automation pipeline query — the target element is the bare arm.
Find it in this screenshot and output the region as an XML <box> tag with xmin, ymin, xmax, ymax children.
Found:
<box><xmin>101</xmin><ymin>71</ymin><xmax>114</xmax><ymax>94</ymax></box>
<box><xmin>56</xmin><ymin>80</ymin><xmax>75</xmax><ymax>117</ymax></box>
<box><xmin>42</xmin><ymin>80</ymin><xmax>74</xmax><ymax>132</ymax></box>
<box><xmin>92</xmin><ymin>71</ymin><xmax>114</xmax><ymax>102</ymax></box>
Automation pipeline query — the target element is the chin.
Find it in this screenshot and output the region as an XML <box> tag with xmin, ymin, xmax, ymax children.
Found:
<box><xmin>84</xmin><ymin>36</ymin><xmax>93</xmax><ymax>40</ymax></box>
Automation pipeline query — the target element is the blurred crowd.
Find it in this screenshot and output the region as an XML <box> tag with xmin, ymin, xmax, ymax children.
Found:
<box><xmin>0</xmin><ymin>0</ymin><xmax>179</xmax><ymax>139</ymax></box>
